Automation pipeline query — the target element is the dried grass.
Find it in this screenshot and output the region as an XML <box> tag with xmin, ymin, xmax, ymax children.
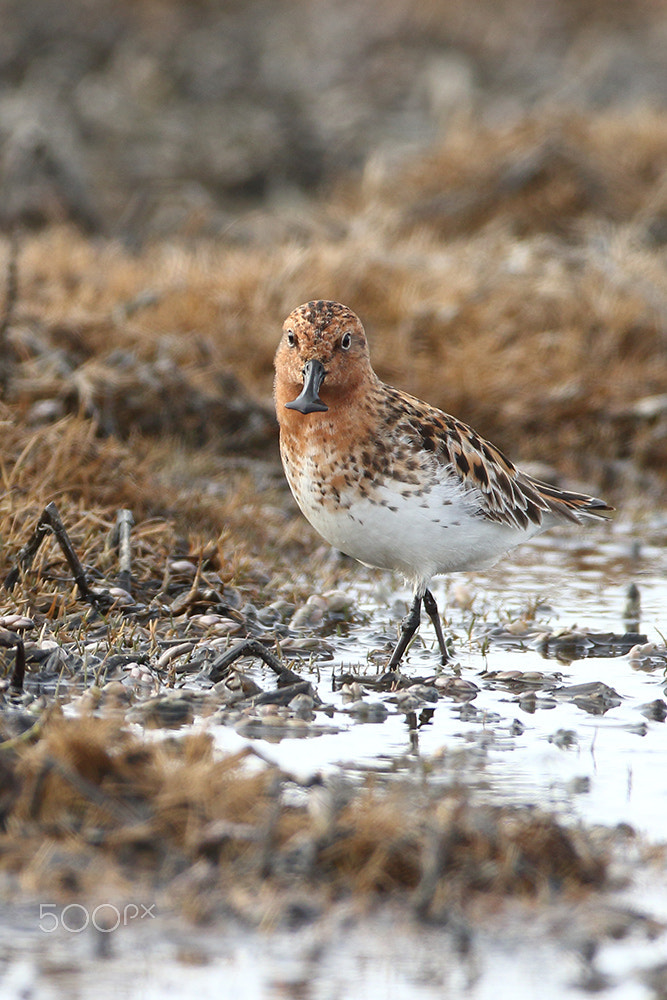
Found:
<box><xmin>2</xmin><ymin>110</ymin><xmax>665</xmax><ymax>526</ymax></box>
<box><xmin>0</xmin><ymin>713</ymin><xmax>607</xmax><ymax>917</ymax></box>
<box><xmin>0</xmin><ymin>106</ymin><xmax>663</xmax><ymax>696</ymax></box>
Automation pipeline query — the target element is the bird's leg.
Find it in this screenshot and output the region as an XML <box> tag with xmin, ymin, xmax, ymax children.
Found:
<box><xmin>423</xmin><ymin>589</ymin><xmax>449</xmax><ymax>665</ymax></box>
<box><xmin>387</xmin><ymin>592</ymin><xmax>422</xmax><ymax>669</ymax></box>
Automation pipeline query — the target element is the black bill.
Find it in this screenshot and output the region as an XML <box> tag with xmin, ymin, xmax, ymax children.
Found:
<box><xmin>285</xmin><ymin>359</ymin><xmax>328</xmax><ymax>413</ymax></box>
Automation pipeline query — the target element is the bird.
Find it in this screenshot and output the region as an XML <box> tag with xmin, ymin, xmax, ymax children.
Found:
<box><xmin>273</xmin><ymin>300</ymin><xmax>613</xmax><ymax>670</ymax></box>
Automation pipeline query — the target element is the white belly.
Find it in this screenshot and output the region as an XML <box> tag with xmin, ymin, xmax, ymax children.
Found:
<box><xmin>288</xmin><ymin>467</ymin><xmax>540</xmax><ymax>586</ymax></box>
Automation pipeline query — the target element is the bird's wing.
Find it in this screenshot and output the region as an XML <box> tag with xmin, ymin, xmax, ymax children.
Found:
<box><xmin>390</xmin><ymin>388</ymin><xmax>611</xmax><ymax>530</ymax></box>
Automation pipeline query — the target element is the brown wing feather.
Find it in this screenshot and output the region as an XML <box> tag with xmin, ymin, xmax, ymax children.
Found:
<box><xmin>521</xmin><ymin>476</ymin><xmax>614</xmax><ymax>522</ymax></box>
<box><xmin>387</xmin><ymin>387</ymin><xmax>613</xmax><ymax>531</ymax></box>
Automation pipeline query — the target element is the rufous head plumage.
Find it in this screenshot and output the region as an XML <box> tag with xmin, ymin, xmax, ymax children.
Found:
<box><xmin>274</xmin><ymin>300</ymin><xmax>375</xmax><ymax>415</ymax></box>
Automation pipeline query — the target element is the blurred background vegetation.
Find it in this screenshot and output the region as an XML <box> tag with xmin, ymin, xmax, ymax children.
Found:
<box><xmin>0</xmin><ymin>0</ymin><xmax>666</xmax><ymax>555</ymax></box>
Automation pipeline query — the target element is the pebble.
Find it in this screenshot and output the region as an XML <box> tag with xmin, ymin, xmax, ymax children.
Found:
<box><xmin>289</xmin><ymin>693</ymin><xmax>315</xmax><ymax>712</ymax></box>
<box><xmin>406</xmin><ymin>684</ymin><xmax>439</xmax><ymax>702</ymax></box>
<box><xmin>126</xmin><ymin>664</ymin><xmax>155</xmax><ymax>685</ymax></box>
<box><xmin>548</xmin><ymin>728</ymin><xmax>578</xmax><ymax>749</ymax></box>
<box><xmin>211</xmin><ymin>680</ymin><xmax>235</xmax><ymax>700</ymax></box>
<box><xmin>256</xmin><ymin>605</ymin><xmax>282</xmax><ymax>626</ymax></box>
<box><xmin>222</xmin><ymin>587</ymin><xmax>243</xmax><ymax>609</ymax></box>
<box><xmin>281</xmin><ymin>637</ymin><xmax>335</xmax><ymax>656</ymax></box>
<box><xmin>189</xmin><ymin>614</ymin><xmax>226</xmax><ymax>628</ymax></box>
<box><xmin>290</xmin><ymin>597</ymin><xmax>326</xmax><ymax>628</ymax></box>
<box><xmin>156</xmin><ymin>642</ymin><xmax>195</xmax><ymax>670</ymax></box>
<box><xmin>105</xmin><ymin>587</ymin><xmax>135</xmax><ymax>606</ymax></box>
<box><xmin>169</xmin><ymin>560</ymin><xmax>198</xmax><ymax>576</ymax></box>
<box><xmin>628</xmin><ymin>642</ymin><xmax>666</xmax><ymax>670</ymax></box>
<box><xmin>71</xmin><ymin>687</ymin><xmax>102</xmax><ymax>712</ymax></box>
<box><xmin>0</xmin><ymin>615</ymin><xmax>34</xmax><ymax>631</ymax></box>
<box><xmin>261</xmin><ymin>599</ymin><xmax>296</xmax><ymax>622</ymax></box>
<box><xmin>520</xmin><ymin>693</ymin><xmax>557</xmax><ymax>711</ymax></box>
<box><xmin>393</xmin><ymin>693</ymin><xmax>423</xmax><ymax>712</ymax></box>
<box><xmin>505</xmin><ymin>620</ymin><xmax>532</xmax><ymax>635</ymax></box>
<box><xmin>100</xmin><ymin>680</ymin><xmax>132</xmax><ymax>703</ymax></box>
<box><xmin>341</xmin><ymin>682</ymin><xmax>365</xmax><ymax>701</ymax></box>
<box><xmin>566</xmin><ymin>776</ymin><xmax>591</xmax><ymax>795</ymax></box>
<box><xmin>188</xmin><ymin>617</ymin><xmax>243</xmax><ymax>637</ymax></box>
<box><xmin>640</xmin><ymin>699</ymin><xmax>667</xmax><ymax>722</ymax></box>
<box><xmin>322</xmin><ymin>590</ymin><xmax>355</xmax><ymax>615</ymax></box>
<box><xmin>25</xmin><ymin>639</ymin><xmax>59</xmax><ymax>654</ymax></box>
<box><xmin>434</xmin><ymin>677</ymin><xmax>479</xmax><ymax>699</ymax></box>
<box><xmin>206</xmin><ymin>636</ymin><xmax>242</xmax><ymax>651</ymax></box>
<box><xmin>289</xmin><ymin>591</ymin><xmax>356</xmax><ymax>629</ymax></box>
<box><xmin>134</xmin><ymin>692</ymin><xmax>197</xmax><ymax>727</ymax></box>
<box><xmin>226</xmin><ymin>672</ymin><xmax>262</xmax><ymax>697</ymax></box>
<box><xmin>347</xmin><ymin>700</ymin><xmax>389</xmax><ymax>722</ymax></box>
<box><xmin>256</xmin><ymin>704</ymin><xmax>287</xmax><ymax>720</ymax></box>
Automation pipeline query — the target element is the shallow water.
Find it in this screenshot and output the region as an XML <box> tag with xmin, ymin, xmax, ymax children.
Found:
<box><xmin>214</xmin><ymin>518</ymin><xmax>667</xmax><ymax>840</ymax></box>
<box><xmin>4</xmin><ymin>517</ymin><xmax>667</xmax><ymax>1000</ymax></box>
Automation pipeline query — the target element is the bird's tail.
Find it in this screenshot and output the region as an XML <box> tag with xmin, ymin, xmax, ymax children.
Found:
<box><xmin>527</xmin><ymin>478</ymin><xmax>614</xmax><ymax>524</ymax></box>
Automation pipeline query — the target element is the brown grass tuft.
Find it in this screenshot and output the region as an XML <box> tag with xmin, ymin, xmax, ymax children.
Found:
<box><xmin>3</xmin><ymin>109</ymin><xmax>666</xmax><ymax>521</ymax></box>
<box><xmin>0</xmin><ymin>715</ymin><xmax>607</xmax><ymax>919</ymax></box>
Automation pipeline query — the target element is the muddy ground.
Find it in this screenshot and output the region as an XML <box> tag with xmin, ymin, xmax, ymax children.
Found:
<box><xmin>1</xmin><ymin>1</ymin><xmax>667</xmax><ymax>997</ymax></box>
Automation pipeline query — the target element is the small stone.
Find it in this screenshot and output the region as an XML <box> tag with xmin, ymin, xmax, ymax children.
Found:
<box><xmin>341</xmin><ymin>682</ymin><xmax>365</xmax><ymax>701</ymax></box>
<box><xmin>394</xmin><ymin>693</ymin><xmax>422</xmax><ymax>711</ymax></box>
<box><xmin>640</xmin><ymin>699</ymin><xmax>667</xmax><ymax>722</ymax></box>
<box><xmin>169</xmin><ymin>560</ymin><xmax>198</xmax><ymax>575</ymax></box>
<box><xmin>549</xmin><ymin>728</ymin><xmax>578</xmax><ymax>749</ymax></box>
<box><xmin>522</xmin><ymin>671</ymin><xmax>546</xmax><ymax>682</ymax></box>
<box><xmin>435</xmin><ymin>677</ymin><xmax>479</xmax><ymax>700</ymax></box>
<box><xmin>322</xmin><ymin>590</ymin><xmax>354</xmax><ymax>615</ymax></box>
<box><xmin>100</xmin><ymin>680</ymin><xmax>132</xmax><ymax>703</ymax></box>
<box><xmin>290</xmin><ymin>605</ymin><xmax>321</xmax><ymax>628</ymax></box>
<box><xmin>407</xmin><ymin>684</ymin><xmax>439</xmax><ymax>702</ymax></box>
<box><xmin>0</xmin><ymin>615</ymin><xmax>35</xmax><ymax>631</ymax></box>
<box><xmin>256</xmin><ymin>710</ymin><xmax>284</xmax><ymax>725</ymax></box>
<box><xmin>628</xmin><ymin>642</ymin><xmax>656</xmax><ymax>659</ymax></box>
<box><xmin>190</xmin><ymin>614</ymin><xmax>226</xmax><ymax>627</ymax></box>
<box><xmin>289</xmin><ymin>693</ymin><xmax>315</xmax><ymax>711</ymax></box>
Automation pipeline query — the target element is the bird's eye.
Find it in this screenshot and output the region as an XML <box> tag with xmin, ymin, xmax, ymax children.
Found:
<box><xmin>340</xmin><ymin>332</ymin><xmax>352</xmax><ymax>350</ymax></box>
<box><xmin>287</xmin><ymin>330</ymin><xmax>296</xmax><ymax>347</ymax></box>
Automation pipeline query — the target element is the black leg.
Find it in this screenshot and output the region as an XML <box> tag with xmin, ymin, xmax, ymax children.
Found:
<box><xmin>423</xmin><ymin>589</ymin><xmax>449</xmax><ymax>665</ymax></box>
<box><xmin>387</xmin><ymin>592</ymin><xmax>422</xmax><ymax>669</ymax></box>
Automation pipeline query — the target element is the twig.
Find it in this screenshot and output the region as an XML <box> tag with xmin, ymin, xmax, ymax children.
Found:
<box><xmin>208</xmin><ymin>638</ymin><xmax>305</xmax><ymax>686</ymax></box>
<box><xmin>0</xmin><ymin>628</ymin><xmax>26</xmax><ymax>694</ymax></box>
<box><xmin>106</xmin><ymin>509</ymin><xmax>134</xmax><ymax>594</ymax></box>
<box><xmin>4</xmin><ymin>501</ymin><xmax>95</xmax><ymax>605</ymax></box>
<box><xmin>249</xmin><ymin>680</ymin><xmax>319</xmax><ymax>707</ymax></box>
<box><xmin>0</xmin><ymin>228</ymin><xmax>19</xmax><ymax>398</ymax></box>
<box><xmin>9</xmin><ymin>638</ymin><xmax>25</xmax><ymax>694</ymax></box>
